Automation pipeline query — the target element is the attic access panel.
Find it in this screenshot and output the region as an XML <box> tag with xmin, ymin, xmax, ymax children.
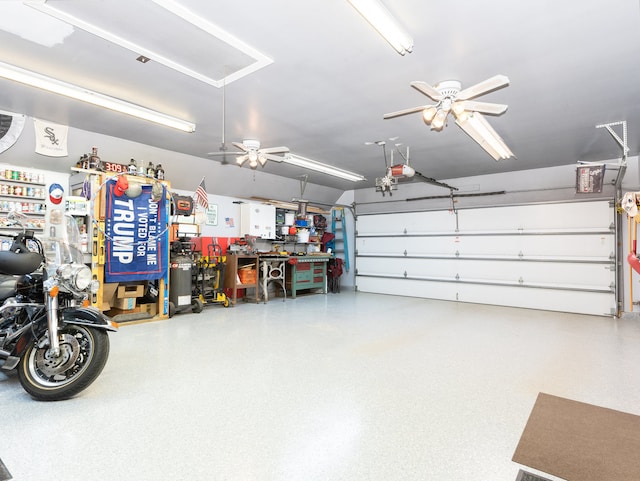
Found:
<box><xmin>27</xmin><ymin>0</ymin><xmax>273</xmax><ymax>87</ymax></box>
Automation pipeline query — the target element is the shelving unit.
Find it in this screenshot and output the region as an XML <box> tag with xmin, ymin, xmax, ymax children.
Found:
<box><xmin>70</xmin><ymin>168</ymin><xmax>171</xmax><ymax>321</ymax></box>
<box><xmin>223</xmin><ymin>254</ymin><xmax>260</xmax><ymax>305</ymax></box>
<box><xmin>0</xmin><ymin>168</ymin><xmax>47</xmax><ymax>232</ymax></box>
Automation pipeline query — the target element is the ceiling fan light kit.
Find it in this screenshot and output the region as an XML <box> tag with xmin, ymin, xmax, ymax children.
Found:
<box><xmin>0</xmin><ymin>60</ymin><xmax>196</xmax><ymax>132</ymax></box>
<box><xmin>384</xmin><ymin>74</ymin><xmax>514</xmax><ymax>160</ymax></box>
<box><xmin>347</xmin><ymin>0</ymin><xmax>413</xmax><ymax>55</ymax></box>
<box><xmin>216</xmin><ymin>139</ymin><xmax>289</xmax><ymax>169</ymax></box>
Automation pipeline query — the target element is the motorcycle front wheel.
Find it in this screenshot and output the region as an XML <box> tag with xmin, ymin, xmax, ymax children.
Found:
<box><xmin>17</xmin><ymin>324</ymin><xmax>110</xmax><ymax>401</ymax></box>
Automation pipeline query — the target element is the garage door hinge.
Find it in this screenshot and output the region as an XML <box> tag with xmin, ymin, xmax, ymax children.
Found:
<box><xmin>609</xmin><ymin>282</ymin><xmax>615</xmax><ymax>292</ymax></box>
<box><xmin>609</xmin><ymin>222</ymin><xmax>615</xmax><ymax>231</ymax></box>
<box><xmin>455</xmin><ymin>250</ymin><xmax>460</xmax><ymax>257</ymax></box>
<box><xmin>455</xmin><ymin>273</ymin><xmax>460</xmax><ymax>280</ymax></box>
<box><xmin>403</xmin><ymin>271</ymin><xmax>407</xmax><ymax>278</ymax></box>
<box><xmin>403</xmin><ymin>249</ymin><xmax>407</xmax><ymax>256</ymax></box>
<box><xmin>518</xmin><ymin>251</ymin><xmax>524</xmax><ymax>258</ymax></box>
<box><xmin>403</xmin><ymin>228</ymin><xmax>407</xmax><ymax>234</ymax></box>
<box><xmin>519</xmin><ymin>277</ymin><xmax>524</xmax><ymax>284</ymax></box>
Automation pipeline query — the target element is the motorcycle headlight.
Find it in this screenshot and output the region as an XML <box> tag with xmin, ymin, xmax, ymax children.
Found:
<box><xmin>58</xmin><ymin>263</ymin><xmax>93</xmax><ymax>291</ymax></box>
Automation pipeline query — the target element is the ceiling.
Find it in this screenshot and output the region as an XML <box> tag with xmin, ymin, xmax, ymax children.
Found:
<box><xmin>0</xmin><ymin>0</ymin><xmax>639</xmax><ymax>193</ymax></box>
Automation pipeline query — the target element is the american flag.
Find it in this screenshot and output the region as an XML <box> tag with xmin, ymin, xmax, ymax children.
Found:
<box><xmin>194</xmin><ymin>178</ymin><xmax>209</xmax><ymax>210</ymax></box>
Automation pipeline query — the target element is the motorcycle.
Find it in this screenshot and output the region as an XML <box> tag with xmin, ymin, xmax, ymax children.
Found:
<box><xmin>0</xmin><ymin>211</ymin><xmax>117</xmax><ymax>400</ymax></box>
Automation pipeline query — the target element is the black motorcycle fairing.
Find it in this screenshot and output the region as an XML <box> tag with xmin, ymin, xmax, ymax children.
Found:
<box><xmin>62</xmin><ymin>307</ymin><xmax>118</xmax><ymax>332</ymax></box>
<box><xmin>16</xmin><ymin>272</ymin><xmax>43</xmax><ymax>299</ymax></box>
<box><xmin>0</xmin><ymin>273</ymin><xmax>43</xmax><ymax>303</ymax></box>
<box><xmin>0</xmin><ymin>251</ymin><xmax>43</xmax><ymax>276</ymax></box>
<box><xmin>0</xmin><ymin>275</ymin><xmax>18</xmax><ymax>301</ymax></box>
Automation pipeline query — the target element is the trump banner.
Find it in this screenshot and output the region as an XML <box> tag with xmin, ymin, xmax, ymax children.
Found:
<box><xmin>104</xmin><ymin>178</ymin><xmax>168</xmax><ymax>282</ymax></box>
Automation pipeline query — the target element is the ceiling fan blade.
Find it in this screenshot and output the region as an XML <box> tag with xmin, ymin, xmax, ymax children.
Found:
<box><xmin>236</xmin><ymin>154</ymin><xmax>248</xmax><ymax>165</ymax></box>
<box><xmin>457</xmin><ymin>75</ymin><xmax>509</xmax><ymax>100</ymax></box>
<box><xmin>232</xmin><ymin>141</ymin><xmax>249</xmax><ymax>152</ymax></box>
<box><xmin>454</xmin><ymin>100</ymin><xmax>508</xmax><ymax>115</ymax></box>
<box><xmin>260</xmin><ymin>146</ymin><xmax>290</xmax><ymax>155</ymax></box>
<box><xmin>264</xmin><ymin>154</ymin><xmax>286</xmax><ymax>162</ymax></box>
<box><xmin>384</xmin><ymin>105</ymin><xmax>431</xmax><ymax>119</ymax></box>
<box><xmin>410</xmin><ymin>81</ymin><xmax>443</xmax><ymax>101</ymax></box>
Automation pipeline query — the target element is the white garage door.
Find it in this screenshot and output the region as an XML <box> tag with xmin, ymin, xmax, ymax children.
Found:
<box><xmin>355</xmin><ymin>200</ymin><xmax>616</xmax><ymax>316</ymax></box>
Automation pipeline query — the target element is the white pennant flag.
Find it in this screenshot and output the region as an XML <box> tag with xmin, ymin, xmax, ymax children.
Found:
<box><xmin>33</xmin><ymin>118</ymin><xmax>68</xmax><ymax>157</ymax></box>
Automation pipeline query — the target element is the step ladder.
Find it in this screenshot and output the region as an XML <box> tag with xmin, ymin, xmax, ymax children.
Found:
<box><xmin>331</xmin><ymin>207</ymin><xmax>349</xmax><ymax>272</ymax></box>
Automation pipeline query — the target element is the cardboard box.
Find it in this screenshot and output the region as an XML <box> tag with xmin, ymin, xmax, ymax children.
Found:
<box><xmin>113</xmin><ymin>297</ymin><xmax>137</xmax><ymax>310</ymax></box>
<box><xmin>139</xmin><ymin>303</ymin><xmax>158</xmax><ymax>317</ymax></box>
<box><xmin>101</xmin><ymin>282</ymin><xmax>119</xmax><ymax>311</ymax></box>
<box><xmin>117</xmin><ymin>284</ymin><xmax>144</xmax><ymax>298</ymax></box>
<box><xmin>107</xmin><ymin>307</ymin><xmax>142</xmax><ymax>316</ymax></box>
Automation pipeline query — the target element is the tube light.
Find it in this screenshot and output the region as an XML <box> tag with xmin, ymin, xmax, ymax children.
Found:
<box><xmin>283</xmin><ymin>154</ymin><xmax>366</xmax><ymax>182</ymax></box>
<box><xmin>348</xmin><ymin>0</ymin><xmax>413</xmax><ymax>55</ymax></box>
<box><xmin>456</xmin><ymin>112</ymin><xmax>513</xmax><ymax>160</ymax></box>
<box><xmin>0</xmin><ymin>61</ymin><xmax>196</xmax><ymax>132</ymax></box>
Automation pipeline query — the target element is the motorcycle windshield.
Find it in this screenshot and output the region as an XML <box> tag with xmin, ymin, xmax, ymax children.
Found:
<box><xmin>42</xmin><ymin>214</ymin><xmax>84</xmax><ymax>274</ymax></box>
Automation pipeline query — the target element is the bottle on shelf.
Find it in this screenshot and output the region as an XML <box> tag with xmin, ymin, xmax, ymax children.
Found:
<box><xmin>128</xmin><ymin>158</ymin><xmax>137</xmax><ymax>175</ymax></box>
<box><xmin>155</xmin><ymin>164</ymin><xmax>165</xmax><ymax>180</ymax></box>
<box><xmin>146</xmin><ymin>161</ymin><xmax>155</xmax><ymax>178</ymax></box>
<box><xmin>77</xmin><ymin>154</ymin><xmax>89</xmax><ymax>170</ymax></box>
<box><xmin>89</xmin><ymin>147</ymin><xmax>102</xmax><ymax>171</ymax></box>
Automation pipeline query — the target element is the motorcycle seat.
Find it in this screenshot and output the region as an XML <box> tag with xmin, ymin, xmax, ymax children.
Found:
<box><xmin>0</xmin><ymin>251</ymin><xmax>43</xmax><ymax>276</ymax></box>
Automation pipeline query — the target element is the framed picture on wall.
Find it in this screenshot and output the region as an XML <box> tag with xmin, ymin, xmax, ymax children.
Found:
<box><xmin>206</xmin><ymin>205</ymin><xmax>218</xmax><ymax>226</ymax></box>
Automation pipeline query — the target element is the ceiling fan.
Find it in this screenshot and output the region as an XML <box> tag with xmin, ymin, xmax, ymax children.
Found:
<box><xmin>384</xmin><ymin>75</ymin><xmax>514</xmax><ymax>160</ymax></box>
<box><xmin>206</xmin><ymin>77</ymin><xmax>289</xmax><ymax>168</ymax></box>
<box><xmin>208</xmin><ymin>139</ymin><xmax>289</xmax><ymax>169</ymax></box>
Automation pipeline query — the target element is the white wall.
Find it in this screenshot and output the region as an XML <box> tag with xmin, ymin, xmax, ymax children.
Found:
<box><xmin>0</xmin><ymin>117</ymin><xmax>345</xmax><ymax>208</ymax></box>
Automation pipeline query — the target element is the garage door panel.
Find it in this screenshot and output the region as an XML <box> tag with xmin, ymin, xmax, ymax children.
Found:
<box><xmin>356</xmin><ymin>277</ymin><xmax>614</xmax><ymax>316</ymax></box>
<box><xmin>356</xmin><ymin>210</ymin><xmax>456</xmax><ymax>234</ymax></box>
<box><xmin>457</xmin><ymin>202</ymin><xmax>613</xmax><ymax>231</ymax></box>
<box><xmin>357</xmin><ymin>257</ymin><xmax>612</xmax><ymax>287</ymax></box>
<box><xmin>357</xmin><ymin>234</ymin><xmax>613</xmax><ymax>258</ymax></box>
<box><xmin>355</xmin><ymin>200</ymin><xmax>616</xmax><ymax>315</ymax></box>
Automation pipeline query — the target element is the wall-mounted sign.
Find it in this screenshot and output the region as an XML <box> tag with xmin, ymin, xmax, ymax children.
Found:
<box><xmin>206</xmin><ymin>205</ymin><xmax>218</xmax><ymax>226</ymax></box>
<box><xmin>576</xmin><ymin>165</ymin><xmax>605</xmax><ymax>193</ymax></box>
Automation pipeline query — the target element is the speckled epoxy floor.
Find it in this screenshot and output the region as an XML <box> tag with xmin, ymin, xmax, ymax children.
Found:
<box><xmin>2</xmin><ymin>291</ymin><xmax>640</xmax><ymax>481</ymax></box>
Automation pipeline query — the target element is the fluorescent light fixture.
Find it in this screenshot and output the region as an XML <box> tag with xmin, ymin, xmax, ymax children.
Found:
<box><xmin>456</xmin><ymin>112</ymin><xmax>513</xmax><ymax>160</ymax></box>
<box><xmin>0</xmin><ymin>61</ymin><xmax>196</xmax><ymax>132</ymax></box>
<box><xmin>283</xmin><ymin>154</ymin><xmax>366</xmax><ymax>182</ymax></box>
<box><xmin>348</xmin><ymin>0</ymin><xmax>413</xmax><ymax>55</ymax></box>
